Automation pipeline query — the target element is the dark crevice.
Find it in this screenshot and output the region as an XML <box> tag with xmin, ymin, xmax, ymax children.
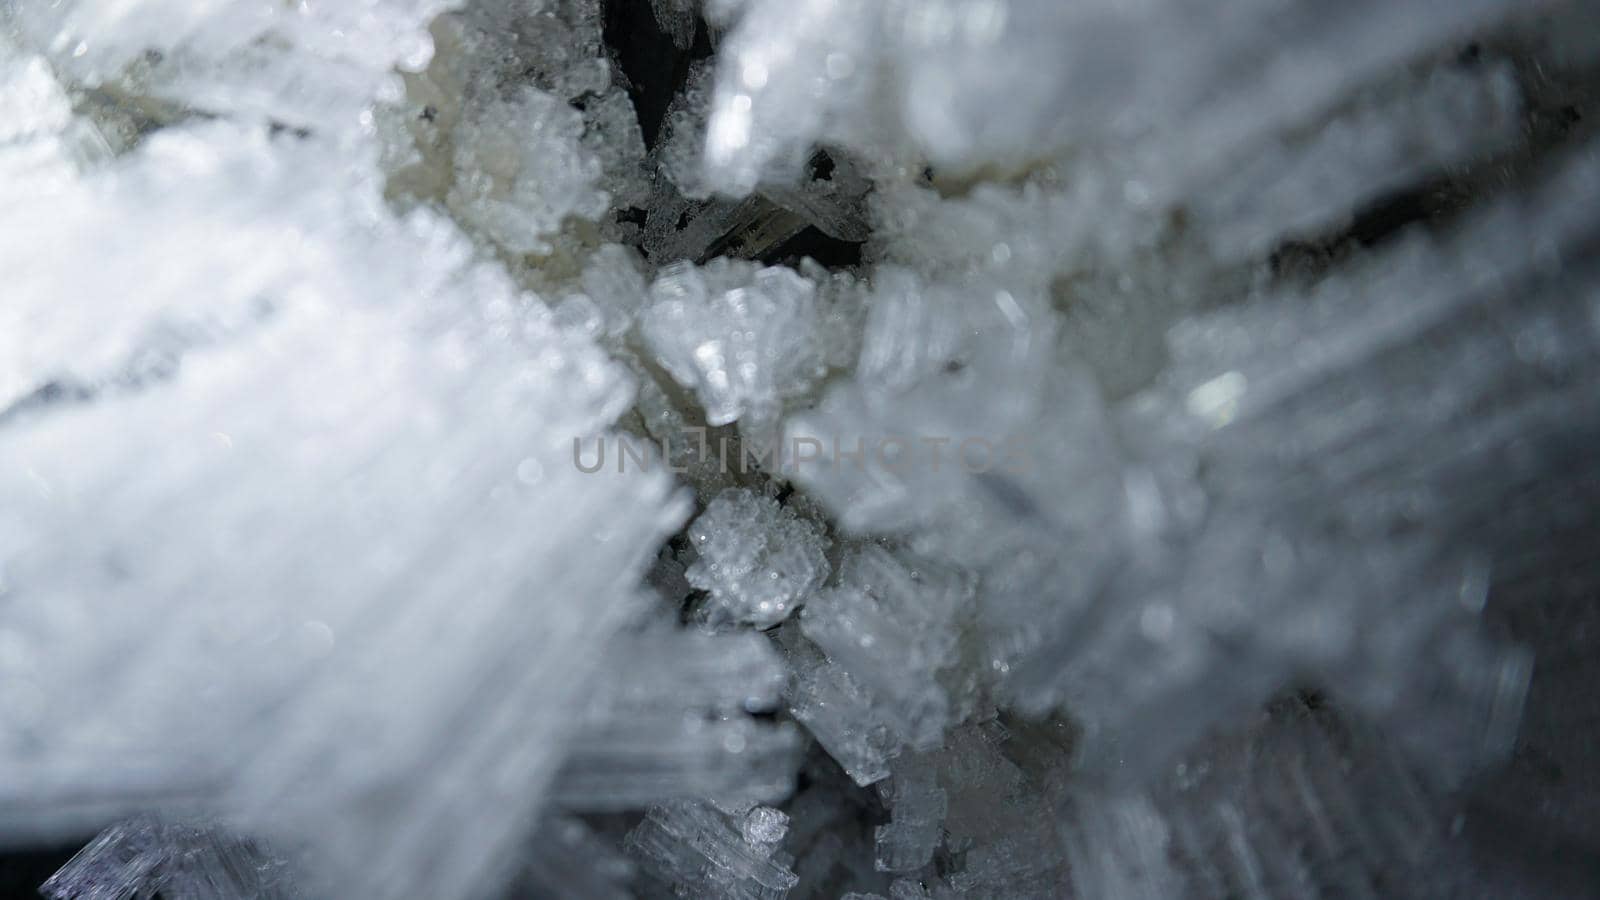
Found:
<box><xmin>1</xmin><ymin>304</ymin><xmax>276</xmax><ymax>432</ymax></box>
<box><xmin>601</xmin><ymin>0</ymin><xmax>713</xmax><ymax>149</ymax></box>
<box><xmin>266</xmin><ymin>121</ymin><xmax>313</xmax><ymax>141</ymax></box>
<box><xmin>1343</xmin><ymin>177</ymin><xmax>1458</xmax><ymax>248</ymax></box>
<box><xmin>0</xmin><ymin>379</ymin><xmax>99</xmax><ymax>429</ymax></box>
<box><xmin>0</xmin><ymin>841</ymin><xmax>89</xmax><ymax>899</ymax></box>
<box><xmin>1267</xmin><ymin>46</ymin><xmax>1600</xmax><ymax>287</ymax></box>
<box><xmin>804</xmin><ymin>151</ymin><xmax>836</xmax><ymax>183</ymax></box>
<box><xmin>759</xmin><ymin>226</ymin><xmax>864</xmax><ymax>270</ymax></box>
<box><xmin>601</xmin><ymin>3</ymin><xmax>870</xmax><ymax>271</ymax></box>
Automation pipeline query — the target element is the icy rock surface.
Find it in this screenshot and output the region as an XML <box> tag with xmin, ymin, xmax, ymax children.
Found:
<box><xmin>2</xmin><ymin>0</ymin><xmax>1599</xmax><ymax>898</ymax></box>
<box><xmin>800</xmin><ymin>546</ymin><xmax>971</xmax><ymax>754</ymax></box>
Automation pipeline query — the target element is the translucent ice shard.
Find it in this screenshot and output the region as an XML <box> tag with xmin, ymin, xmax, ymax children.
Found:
<box><xmin>42</xmin><ymin>816</ymin><xmax>297</xmax><ymax>900</ymax></box>
<box><xmin>553</xmin><ymin>627</ymin><xmax>803</xmax><ymax>809</ymax></box>
<box><xmin>801</xmin><ymin>546</ymin><xmax>971</xmax><ymax>750</ymax></box>
<box><xmin>779</xmin><ymin>627</ymin><xmax>902</xmax><ymax>786</ymax></box>
<box><xmin>873</xmin><ymin>760</ymin><xmax>946</xmax><ymax>874</ymax></box>
<box><xmin>652</xmin><ymin>58</ymin><xmax>724</xmax><ymax>200</ymax></box>
<box><xmin>5</xmin><ymin>0</ymin><xmax>1596</xmax><ymax>896</ymax></box>
<box><xmin>1</xmin><ymin>123</ymin><xmax>384</xmax><ymax>418</ymax></box>
<box><xmin>872</xmin><ymin>722</ymin><xmax>1069</xmax><ymax>897</ymax></box>
<box><xmin>579</xmin><ymin>243</ymin><xmax>654</xmax><ymax>338</ymax></box>
<box><xmin>784</xmin><ymin>269</ymin><xmax>1112</xmax><ymax>575</ymax></box>
<box><xmin>625</xmin><ymin>800</ymin><xmax>800</xmax><ymax>899</ymax></box>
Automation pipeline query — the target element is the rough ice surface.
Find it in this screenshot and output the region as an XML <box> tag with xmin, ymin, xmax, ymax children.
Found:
<box><xmin>624</xmin><ymin>800</ymin><xmax>800</xmax><ymax>899</ymax></box>
<box><xmin>445</xmin><ymin>85</ymin><xmax>609</xmax><ymax>255</ymax></box>
<box><xmin>872</xmin><ymin>757</ymin><xmax>946</xmax><ymax>874</ymax></box>
<box><xmin>3</xmin><ymin>0</ymin><xmax>1599</xmax><ymax>897</ymax></box>
<box><xmin>9</xmin><ymin>0</ymin><xmax>451</xmax><ymax>141</ymax></box>
<box><xmin>780</xmin><ymin>626</ymin><xmax>903</xmax><ymax>787</ymax></box>
<box><xmin>1059</xmin><ymin>700</ymin><xmax>1457</xmax><ymax>900</ymax></box>
<box><xmin>801</xmin><ymin>546</ymin><xmax>971</xmax><ymax>752</ymax></box>
<box><xmin>685</xmin><ymin>488</ymin><xmax>830</xmax><ymax>628</ymax></box>
<box><xmin>649</xmin><ymin>0</ymin><xmax>702</xmax><ymax>50</ymax></box>
<box><xmin>388</xmin><ymin>0</ymin><xmax>650</xmax><ymax>260</ymax></box>
<box><xmin>41</xmin><ymin>816</ymin><xmax>297</xmax><ymax>900</ymax></box>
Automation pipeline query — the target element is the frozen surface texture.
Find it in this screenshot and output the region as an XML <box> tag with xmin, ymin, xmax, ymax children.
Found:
<box><xmin>2</xmin><ymin>0</ymin><xmax>1599</xmax><ymax>898</ymax></box>
<box><xmin>9</xmin><ymin>0</ymin><xmax>450</xmax><ymax>140</ymax></box>
<box><xmin>1059</xmin><ymin>701</ymin><xmax>1460</xmax><ymax>900</ymax></box>
<box><xmin>0</xmin><ymin>119</ymin><xmax>686</xmax><ymax>899</ymax></box>
<box><xmin>624</xmin><ymin>800</ymin><xmax>800</xmax><ymax>899</ymax></box>
<box><xmin>389</xmin><ymin>0</ymin><xmax>650</xmax><ymax>260</ymax></box>
<box><xmin>41</xmin><ymin>816</ymin><xmax>298</xmax><ymax>900</ymax></box>
<box><xmin>685</xmin><ymin>488</ymin><xmax>830</xmax><ymax>628</ymax></box>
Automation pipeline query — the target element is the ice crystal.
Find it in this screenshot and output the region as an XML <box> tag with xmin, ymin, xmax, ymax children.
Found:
<box><xmin>624</xmin><ymin>801</ymin><xmax>800</xmax><ymax>899</ymax></box>
<box><xmin>685</xmin><ymin>488</ymin><xmax>830</xmax><ymax>628</ymax></box>
<box><xmin>42</xmin><ymin>816</ymin><xmax>297</xmax><ymax>900</ymax></box>
<box><xmin>641</xmin><ymin>260</ymin><xmax>827</xmax><ymax>432</ymax></box>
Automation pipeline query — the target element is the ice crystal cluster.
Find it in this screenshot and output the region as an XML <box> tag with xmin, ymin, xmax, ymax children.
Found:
<box><xmin>1</xmin><ymin>0</ymin><xmax>1597</xmax><ymax>898</ymax></box>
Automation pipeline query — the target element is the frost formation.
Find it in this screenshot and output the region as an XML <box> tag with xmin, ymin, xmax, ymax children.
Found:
<box><xmin>1</xmin><ymin>1</ymin><xmax>1598</xmax><ymax>898</ymax></box>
